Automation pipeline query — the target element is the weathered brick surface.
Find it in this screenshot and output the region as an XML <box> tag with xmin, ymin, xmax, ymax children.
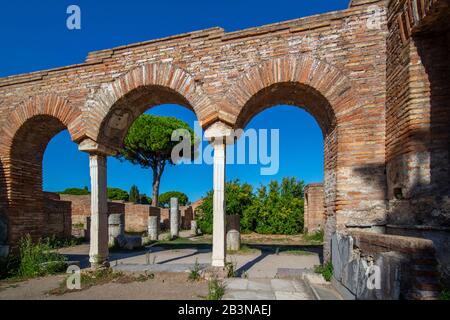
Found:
<box><xmin>58</xmin><ymin>194</ymin><xmax>194</xmax><ymax>233</ymax></box>
<box><xmin>304</xmin><ymin>183</ymin><xmax>325</xmax><ymax>234</ymax></box>
<box><xmin>386</xmin><ymin>0</ymin><xmax>450</xmax><ymax>227</ymax></box>
<box><xmin>0</xmin><ymin>1</ymin><xmax>448</xmax><ymax>262</ymax></box>
<box><xmin>43</xmin><ymin>193</ymin><xmax>72</xmax><ymax>239</ymax></box>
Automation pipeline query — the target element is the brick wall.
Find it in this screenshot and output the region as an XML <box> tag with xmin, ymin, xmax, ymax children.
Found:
<box><xmin>123</xmin><ymin>203</ymin><xmax>160</xmax><ymax>233</ymax></box>
<box><xmin>58</xmin><ymin>195</ymin><xmax>194</xmax><ymax>233</ymax></box>
<box><xmin>0</xmin><ymin>1</ymin><xmax>391</xmax><ymax>247</ymax></box>
<box><xmin>304</xmin><ymin>183</ymin><xmax>325</xmax><ymax>234</ymax></box>
<box><xmin>0</xmin><ymin>0</ymin><xmax>448</xmax><ymax>273</ymax></box>
<box><xmin>386</xmin><ymin>0</ymin><xmax>450</xmax><ymax>227</ymax></box>
<box><xmin>43</xmin><ymin>193</ymin><xmax>72</xmax><ymax>239</ymax></box>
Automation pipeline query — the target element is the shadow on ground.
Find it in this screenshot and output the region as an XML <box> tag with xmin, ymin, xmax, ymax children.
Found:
<box><xmin>62</xmin><ymin>242</ymin><xmax>323</xmax><ymax>271</ymax></box>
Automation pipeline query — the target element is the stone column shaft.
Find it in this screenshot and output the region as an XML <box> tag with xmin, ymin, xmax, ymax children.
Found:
<box><xmin>89</xmin><ymin>154</ymin><xmax>109</xmax><ymax>267</ymax></box>
<box><xmin>170</xmin><ymin>197</ymin><xmax>180</xmax><ymax>239</ymax></box>
<box><xmin>212</xmin><ymin>139</ymin><xmax>226</xmax><ymax>267</ymax></box>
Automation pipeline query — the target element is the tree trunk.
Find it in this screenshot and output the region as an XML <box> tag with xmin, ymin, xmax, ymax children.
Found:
<box><xmin>151</xmin><ymin>160</ymin><xmax>165</xmax><ymax>207</ymax></box>
<box><xmin>152</xmin><ymin>176</ymin><xmax>160</xmax><ymax>206</ymax></box>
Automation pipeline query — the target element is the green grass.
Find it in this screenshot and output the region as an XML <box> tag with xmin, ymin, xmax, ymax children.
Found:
<box><xmin>206</xmin><ymin>278</ymin><xmax>226</xmax><ymax>300</ymax></box>
<box><xmin>279</xmin><ymin>249</ymin><xmax>315</xmax><ymax>256</ymax></box>
<box><xmin>1</xmin><ymin>235</ymin><xmax>70</xmax><ymax>281</ymax></box>
<box><xmin>156</xmin><ymin>235</ymin><xmax>211</xmax><ymax>245</ymax></box>
<box><xmin>227</xmin><ymin>245</ymin><xmax>260</xmax><ymax>255</ymax></box>
<box><xmin>304</xmin><ymin>230</ymin><xmax>324</xmax><ymax>242</ymax></box>
<box><xmin>314</xmin><ymin>261</ymin><xmax>333</xmax><ymax>282</ymax></box>
<box><xmin>43</xmin><ymin>235</ymin><xmax>84</xmax><ymax>249</ymax></box>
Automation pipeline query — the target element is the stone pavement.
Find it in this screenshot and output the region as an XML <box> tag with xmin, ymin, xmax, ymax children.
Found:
<box><xmin>223</xmin><ymin>278</ymin><xmax>315</xmax><ymax>300</ymax></box>
<box><xmin>55</xmin><ymin>241</ymin><xmax>344</xmax><ymax>300</ymax></box>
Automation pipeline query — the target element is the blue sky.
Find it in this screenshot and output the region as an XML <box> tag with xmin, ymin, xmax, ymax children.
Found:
<box><xmin>0</xmin><ymin>0</ymin><xmax>350</xmax><ymax>202</ymax></box>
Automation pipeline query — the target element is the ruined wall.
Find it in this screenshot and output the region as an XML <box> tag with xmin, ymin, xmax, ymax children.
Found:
<box><xmin>304</xmin><ymin>183</ymin><xmax>325</xmax><ymax>234</ymax></box>
<box><xmin>386</xmin><ymin>0</ymin><xmax>450</xmax><ymax>228</ymax></box>
<box><xmin>384</xmin><ymin>0</ymin><xmax>450</xmax><ymax>283</ymax></box>
<box><xmin>58</xmin><ymin>194</ymin><xmax>194</xmax><ymax>233</ymax></box>
<box><xmin>123</xmin><ymin>203</ymin><xmax>160</xmax><ymax>233</ymax></box>
<box><xmin>332</xmin><ymin>231</ymin><xmax>441</xmax><ymax>299</ymax></box>
<box><xmin>0</xmin><ymin>0</ymin><xmax>394</xmax><ymax>249</ymax></box>
<box><xmin>43</xmin><ymin>196</ymin><xmax>72</xmax><ymax>239</ymax></box>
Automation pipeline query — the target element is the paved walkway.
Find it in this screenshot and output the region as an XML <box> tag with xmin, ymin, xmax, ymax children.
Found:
<box><xmin>223</xmin><ymin>278</ymin><xmax>315</xmax><ymax>300</ymax></box>
<box><xmin>0</xmin><ymin>236</ymin><xmax>344</xmax><ymax>300</ymax></box>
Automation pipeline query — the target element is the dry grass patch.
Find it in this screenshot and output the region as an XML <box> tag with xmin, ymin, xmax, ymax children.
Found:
<box><xmin>48</xmin><ymin>268</ymin><xmax>154</xmax><ymax>296</ymax></box>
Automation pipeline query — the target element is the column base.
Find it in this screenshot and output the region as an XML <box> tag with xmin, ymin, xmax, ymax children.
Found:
<box><xmin>89</xmin><ymin>256</ymin><xmax>110</xmax><ymax>269</ymax></box>
<box><xmin>212</xmin><ymin>259</ymin><xmax>225</xmax><ymax>268</ymax></box>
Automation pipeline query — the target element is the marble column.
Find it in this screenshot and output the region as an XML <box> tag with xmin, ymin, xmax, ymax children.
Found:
<box><xmin>148</xmin><ymin>216</ymin><xmax>159</xmax><ymax>241</ymax></box>
<box><xmin>212</xmin><ymin>138</ymin><xmax>226</xmax><ymax>267</ymax></box>
<box><xmin>170</xmin><ymin>197</ymin><xmax>179</xmax><ymax>239</ymax></box>
<box><xmin>205</xmin><ymin>122</ymin><xmax>232</xmax><ymax>268</ymax></box>
<box><xmin>89</xmin><ymin>154</ymin><xmax>109</xmax><ymax>268</ymax></box>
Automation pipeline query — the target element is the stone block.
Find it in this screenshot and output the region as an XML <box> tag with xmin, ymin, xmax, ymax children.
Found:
<box><xmin>147</xmin><ymin>215</ymin><xmax>159</xmax><ymax>241</ymax></box>
<box><xmin>191</xmin><ymin>220</ymin><xmax>198</xmax><ymax>235</ymax></box>
<box><xmin>355</xmin><ymin>252</ymin><xmax>405</xmax><ymax>300</ymax></box>
<box><xmin>331</xmin><ymin>233</ymin><xmax>342</xmax><ymax>281</ymax></box>
<box><xmin>227</xmin><ymin>230</ymin><xmax>241</xmax><ymax>251</ymax></box>
<box><xmin>124</xmin><ymin>236</ymin><xmax>142</xmax><ymax>250</ymax></box>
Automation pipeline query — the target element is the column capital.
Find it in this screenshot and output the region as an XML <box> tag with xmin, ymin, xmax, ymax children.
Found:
<box><xmin>204</xmin><ymin>121</ymin><xmax>233</xmax><ymax>141</ymax></box>
<box><xmin>78</xmin><ymin>138</ymin><xmax>118</xmax><ymax>156</ymax></box>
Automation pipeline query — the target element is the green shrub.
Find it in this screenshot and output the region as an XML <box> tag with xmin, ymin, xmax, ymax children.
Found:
<box><xmin>196</xmin><ymin>177</ymin><xmax>304</xmax><ymax>235</ymax></box>
<box><xmin>158</xmin><ymin>191</ymin><xmax>189</xmax><ymax>207</ymax></box>
<box><xmin>129</xmin><ymin>185</ymin><xmax>140</xmax><ymax>203</ymax></box>
<box><xmin>17</xmin><ymin>235</ymin><xmax>67</xmax><ymax>278</ymax></box>
<box><xmin>314</xmin><ymin>262</ymin><xmax>333</xmax><ymax>282</ymax></box>
<box><xmin>107</xmin><ymin>187</ymin><xmax>129</xmax><ymax>201</ymax></box>
<box><xmin>196</xmin><ymin>179</ymin><xmax>254</xmax><ymax>234</ymax></box>
<box><xmin>43</xmin><ymin>235</ymin><xmax>83</xmax><ymax>249</ymax></box>
<box><xmin>59</xmin><ymin>187</ymin><xmax>90</xmax><ymax>195</ymax></box>
<box><xmin>139</xmin><ymin>194</ymin><xmax>150</xmax><ymax>204</ymax></box>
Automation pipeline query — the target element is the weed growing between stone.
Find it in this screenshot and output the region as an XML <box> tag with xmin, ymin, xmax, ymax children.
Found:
<box><xmin>314</xmin><ymin>261</ymin><xmax>333</xmax><ymax>282</ymax></box>
<box><xmin>225</xmin><ymin>261</ymin><xmax>237</xmax><ymax>278</ymax></box>
<box><xmin>188</xmin><ymin>259</ymin><xmax>201</xmax><ymax>281</ymax></box>
<box><xmin>206</xmin><ymin>277</ymin><xmax>226</xmax><ymax>300</ymax></box>
<box><xmin>17</xmin><ymin>235</ymin><xmax>67</xmax><ymax>278</ymax></box>
<box><xmin>0</xmin><ymin>235</ymin><xmax>67</xmax><ymax>281</ymax></box>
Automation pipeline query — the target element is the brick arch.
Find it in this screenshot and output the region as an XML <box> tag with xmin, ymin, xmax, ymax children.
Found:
<box><xmin>0</xmin><ymin>95</ymin><xmax>81</xmax><ymax>157</ymax></box>
<box><xmin>85</xmin><ymin>63</ymin><xmax>213</xmax><ymax>148</ymax></box>
<box><xmin>0</xmin><ymin>95</ymin><xmax>81</xmax><ymax>245</ymax></box>
<box><xmin>221</xmin><ymin>55</ymin><xmax>357</xmax><ymax>131</ymax></box>
<box><xmin>222</xmin><ymin>55</ymin><xmax>360</xmax><ymax>261</ymax></box>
